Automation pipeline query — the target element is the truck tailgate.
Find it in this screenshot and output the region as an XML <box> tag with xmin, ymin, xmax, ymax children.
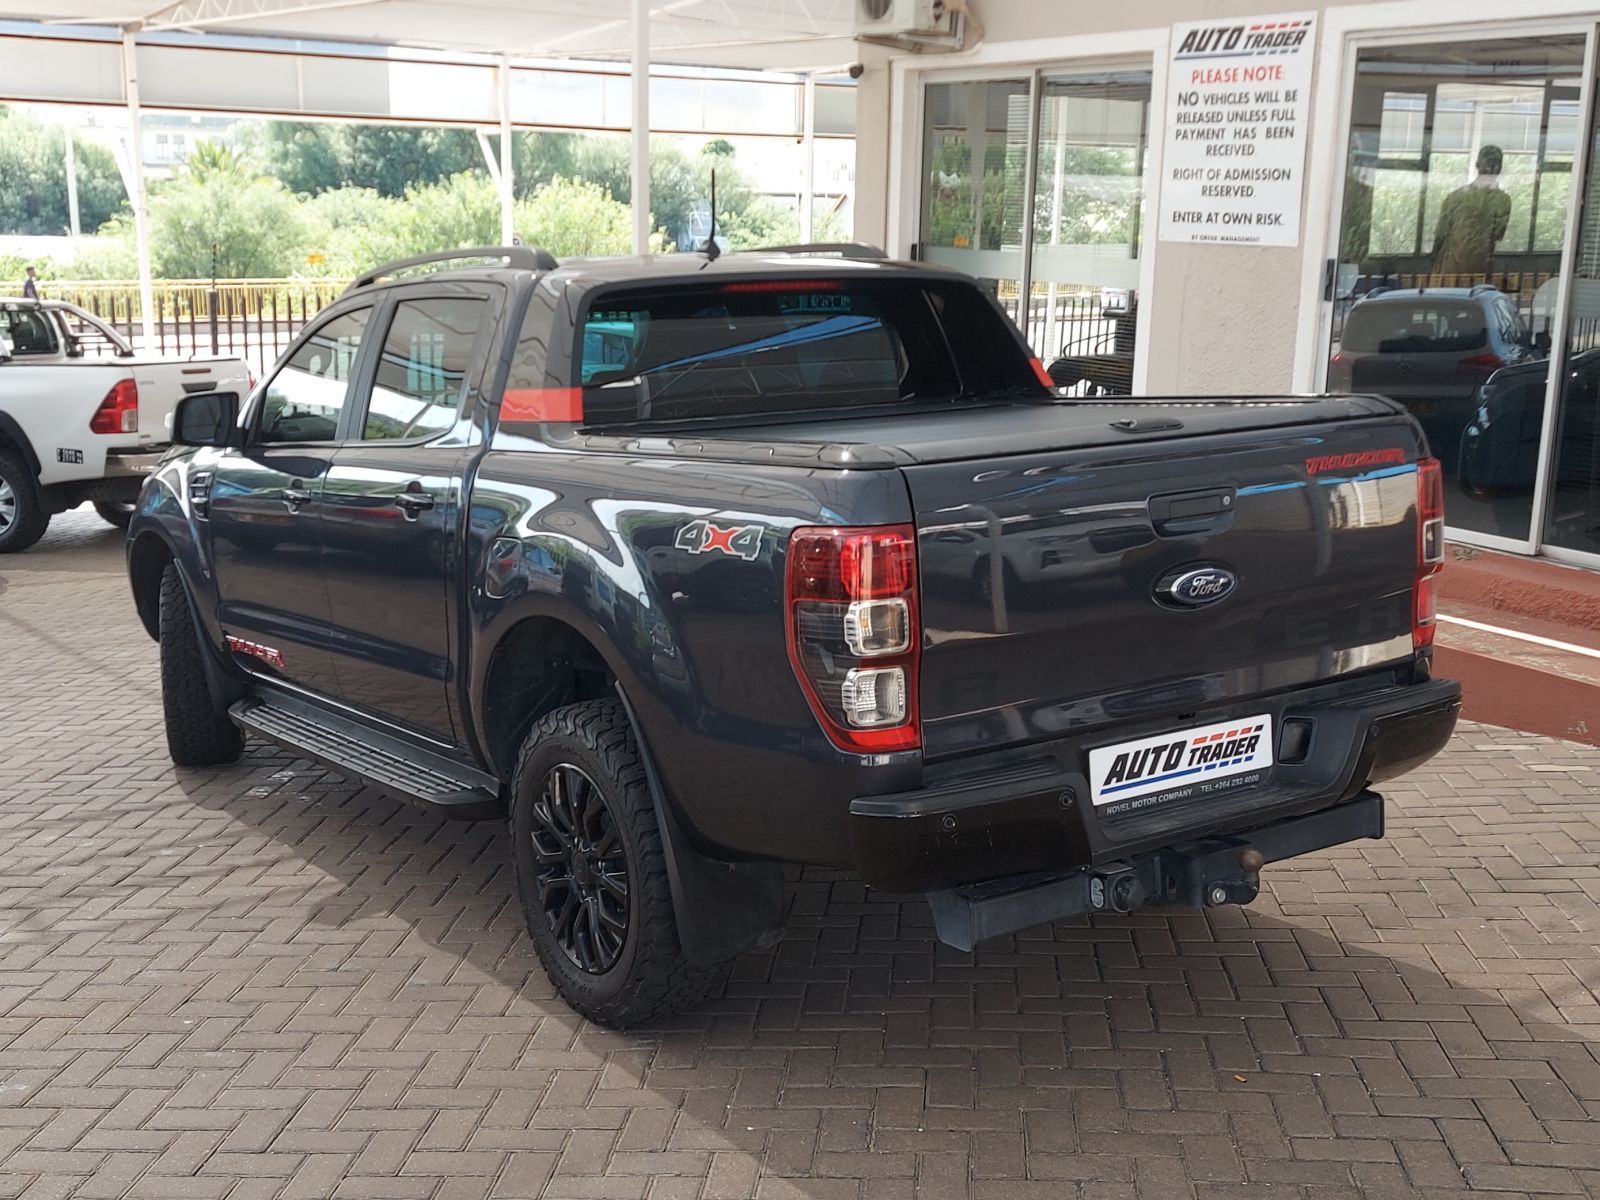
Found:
<box><xmin>130</xmin><ymin>359</ymin><xmax>250</xmax><ymax>446</ymax></box>
<box><xmin>904</xmin><ymin>401</ymin><xmax>1427</xmax><ymax>760</ymax></box>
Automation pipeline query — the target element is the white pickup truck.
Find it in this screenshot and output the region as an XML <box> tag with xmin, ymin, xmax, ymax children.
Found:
<box><xmin>0</xmin><ymin>297</ymin><xmax>250</xmax><ymax>552</ymax></box>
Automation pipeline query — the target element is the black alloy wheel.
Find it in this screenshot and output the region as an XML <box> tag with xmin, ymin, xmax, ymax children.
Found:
<box><xmin>529</xmin><ymin>763</ymin><xmax>630</xmax><ymax>974</ymax></box>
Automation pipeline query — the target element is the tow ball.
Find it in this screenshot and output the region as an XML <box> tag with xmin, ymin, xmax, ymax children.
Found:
<box><xmin>1205</xmin><ymin>847</ymin><xmax>1265</xmax><ymax>907</ymax></box>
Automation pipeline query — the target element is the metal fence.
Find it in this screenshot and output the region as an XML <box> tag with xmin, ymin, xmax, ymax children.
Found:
<box><xmin>43</xmin><ymin>279</ymin><xmax>349</xmax><ymax>375</ymax></box>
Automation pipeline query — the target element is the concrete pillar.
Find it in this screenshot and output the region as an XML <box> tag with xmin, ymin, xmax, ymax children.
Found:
<box><xmin>631</xmin><ymin>0</ymin><xmax>650</xmax><ymax>255</ymax></box>
<box><xmin>121</xmin><ymin>30</ymin><xmax>156</xmax><ymax>349</ymax></box>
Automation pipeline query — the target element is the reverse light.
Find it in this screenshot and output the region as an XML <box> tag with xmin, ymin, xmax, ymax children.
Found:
<box><xmin>1414</xmin><ymin>456</ymin><xmax>1444</xmax><ymax>649</ymax></box>
<box><xmin>843</xmin><ymin>599</ymin><xmax>910</xmax><ymax>656</ymax></box>
<box><xmin>786</xmin><ymin>524</ymin><xmax>920</xmax><ymax>753</ymax></box>
<box><xmin>840</xmin><ymin>667</ymin><xmax>907</xmax><ymax>728</ymax></box>
<box><xmin>89</xmin><ymin>378</ymin><xmax>138</xmax><ymax>435</ymax></box>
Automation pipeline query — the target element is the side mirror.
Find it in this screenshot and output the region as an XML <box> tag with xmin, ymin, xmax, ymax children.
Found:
<box><xmin>1534</xmin><ymin>331</ymin><xmax>1553</xmax><ymax>354</ymax></box>
<box><xmin>173</xmin><ymin>391</ymin><xmax>241</xmax><ymax>448</ymax></box>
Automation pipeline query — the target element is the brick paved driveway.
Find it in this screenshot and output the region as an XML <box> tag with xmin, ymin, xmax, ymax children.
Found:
<box><xmin>3</xmin><ymin>509</ymin><xmax>1600</xmax><ymax>1200</ymax></box>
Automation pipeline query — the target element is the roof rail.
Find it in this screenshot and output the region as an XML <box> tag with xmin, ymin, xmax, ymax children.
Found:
<box><xmin>345</xmin><ymin>245</ymin><xmax>559</xmax><ymax>292</ymax></box>
<box><xmin>740</xmin><ymin>241</ymin><xmax>887</xmax><ymax>260</ymax></box>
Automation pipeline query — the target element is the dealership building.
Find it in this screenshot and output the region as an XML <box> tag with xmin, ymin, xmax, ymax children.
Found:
<box><xmin>851</xmin><ymin>0</ymin><xmax>1600</xmax><ymax>570</ymax></box>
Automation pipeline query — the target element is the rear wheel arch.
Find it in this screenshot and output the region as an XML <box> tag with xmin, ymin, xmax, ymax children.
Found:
<box><xmin>480</xmin><ymin>615</ymin><xmax>621</xmax><ymax>782</ymax></box>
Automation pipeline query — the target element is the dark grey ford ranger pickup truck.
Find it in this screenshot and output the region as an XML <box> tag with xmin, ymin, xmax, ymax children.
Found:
<box><xmin>126</xmin><ymin>244</ymin><xmax>1461</xmax><ymax>1026</ymax></box>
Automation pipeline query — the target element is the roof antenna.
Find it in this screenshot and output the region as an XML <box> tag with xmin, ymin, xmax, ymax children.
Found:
<box><xmin>699</xmin><ymin>169</ymin><xmax>721</xmax><ymax>261</ymax></box>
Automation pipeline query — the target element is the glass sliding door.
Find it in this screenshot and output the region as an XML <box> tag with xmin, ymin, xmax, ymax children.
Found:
<box><xmin>1325</xmin><ymin>36</ymin><xmax>1586</xmax><ymax>545</ymax></box>
<box><xmin>920</xmin><ymin>79</ymin><xmax>1031</xmax><ymax>324</ymax></box>
<box><xmin>1543</xmin><ymin>40</ymin><xmax>1600</xmax><ymax>559</ymax></box>
<box><xmin>918</xmin><ymin>70</ymin><xmax>1152</xmax><ymax>394</ymax></box>
<box><xmin>1028</xmin><ymin>72</ymin><xmax>1151</xmax><ymax>396</ymax></box>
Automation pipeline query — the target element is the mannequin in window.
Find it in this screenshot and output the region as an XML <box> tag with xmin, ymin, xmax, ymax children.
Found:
<box><xmin>1431</xmin><ymin>144</ymin><xmax>1511</xmax><ymax>279</ymax></box>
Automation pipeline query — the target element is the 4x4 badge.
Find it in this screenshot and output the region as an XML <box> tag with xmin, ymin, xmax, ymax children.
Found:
<box><xmin>675</xmin><ymin>520</ymin><xmax>763</xmax><ymax>561</ymax></box>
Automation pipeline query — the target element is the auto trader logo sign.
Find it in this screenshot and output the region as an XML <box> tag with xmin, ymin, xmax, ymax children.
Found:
<box><xmin>1158</xmin><ymin>11</ymin><xmax>1317</xmax><ymax>248</ymax></box>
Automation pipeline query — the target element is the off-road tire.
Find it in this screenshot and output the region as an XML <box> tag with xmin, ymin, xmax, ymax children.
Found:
<box><xmin>93</xmin><ymin>499</ymin><xmax>135</xmax><ymax>529</ymax></box>
<box><xmin>159</xmin><ymin>563</ymin><xmax>244</xmax><ymax>767</ymax></box>
<box><xmin>510</xmin><ymin>699</ymin><xmax>729</xmax><ymax>1027</ymax></box>
<box><xmin>0</xmin><ymin>451</ymin><xmax>49</xmax><ymax>554</ymax></box>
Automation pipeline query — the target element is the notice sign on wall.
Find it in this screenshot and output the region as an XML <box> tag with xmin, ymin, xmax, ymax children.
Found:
<box><xmin>1157</xmin><ymin>12</ymin><xmax>1316</xmax><ymax>248</ymax></box>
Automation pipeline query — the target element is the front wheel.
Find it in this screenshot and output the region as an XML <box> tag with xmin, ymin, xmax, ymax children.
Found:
<box><xmin>158</xmin><ymin>563</ymin><xmax>244</xmax><ymax>767</ymax></box>
<box><xmin>93</xmin><ymin>499</ymin><xmax>135</xmax><ymax>529</ymax></box>
<box><xmin>510</xmin><ymin>699</ymin><xmax>728</xmax><ymax>1027</ymax></box>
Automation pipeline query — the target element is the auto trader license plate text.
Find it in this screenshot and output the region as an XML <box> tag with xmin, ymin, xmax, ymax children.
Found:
<box><xmin>1089</xmin><ymin>714</ymin><xmax>1274</xmax><ymax>814</ymax></box>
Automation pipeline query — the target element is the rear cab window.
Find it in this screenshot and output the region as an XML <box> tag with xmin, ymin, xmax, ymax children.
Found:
<box><xmin>0</xmin><ymin>305</ymin><xmax>60</xmax><ymax>357</ymax></box>
<box><xmin>572</xmin><ymin>277</ymin><xmax>1044</xmax><ymax>426</ymax></box>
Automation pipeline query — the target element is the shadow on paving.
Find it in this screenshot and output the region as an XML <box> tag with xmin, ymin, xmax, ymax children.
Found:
<box><xmin>160</xmin><ymin>736</ymin><xmax>1600</xmax><ymax>1199</ymax></box>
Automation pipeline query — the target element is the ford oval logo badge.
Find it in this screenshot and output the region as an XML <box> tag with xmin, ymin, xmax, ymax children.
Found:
<box><xmin>1158</xmin><ymin>566</ymin><xmax>1237</xmax><ymax>608</ymax></box>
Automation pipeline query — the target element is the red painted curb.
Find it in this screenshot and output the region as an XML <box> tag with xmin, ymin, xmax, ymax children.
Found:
<box><xmin>1434</xmin><ymin>643</ymin><xmax>1600</xmax><ymax>747</ymax></box>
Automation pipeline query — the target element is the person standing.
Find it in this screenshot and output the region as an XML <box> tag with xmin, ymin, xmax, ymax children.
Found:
<box><xmin>1431</xmin><ymin>145</ymin><xmax>1512</xmax><ymax>279</ymax></box>
<box><xmin>21</xmin><ymin>266</ymin><xmax>38</xmax><ymax>300</ymax></box>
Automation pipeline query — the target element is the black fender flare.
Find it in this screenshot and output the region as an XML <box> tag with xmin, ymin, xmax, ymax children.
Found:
<box><xmin>139</xmin><ymin>537</ymin><xmax>248</xmax><ymax>716</ymax></box>
<box><xmin>615</xmin><ymin>688</ymin><xmax>787</xmax><ymax>967</ymax></box>
<box><xmin>0</xmin><ymin>412</ymin><xmax>41</xmax><ymax>477</ymax></box>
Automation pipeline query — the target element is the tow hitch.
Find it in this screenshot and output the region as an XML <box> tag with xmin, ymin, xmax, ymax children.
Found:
<box><xmin>926</xmin><ymin>793</ymin><xmax>1382</xmax><ymax>952</ymax></box>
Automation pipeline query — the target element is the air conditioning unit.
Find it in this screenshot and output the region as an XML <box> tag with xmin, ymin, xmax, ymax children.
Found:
<box><xmin>855</xmin><ymin>0</ymin><xmax>954</xmax><ymax>38</ymax></box>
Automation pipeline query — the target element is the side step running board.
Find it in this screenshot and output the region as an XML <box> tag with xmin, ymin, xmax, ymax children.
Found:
<box><xmin>231</xmin><ymin>694</ymin><xmax>502</xmax><ymax>820</ymax></box>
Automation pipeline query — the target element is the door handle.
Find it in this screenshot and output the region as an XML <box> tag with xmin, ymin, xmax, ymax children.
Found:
<box><xmin>281</xmin><ymin>483</ymin><xmax>312</xmax><ymax>512</ymax></box>
<box><xmin>393</xmin><ymin>489</ymin><xmax>435</xmax><ymax>519</ymax></box>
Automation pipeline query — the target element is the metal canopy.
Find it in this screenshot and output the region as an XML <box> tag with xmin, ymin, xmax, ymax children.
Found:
<box><xmin>0</xmin><ymin>0</ymin><xmax>861</xmax><ymax>344</ymax></box>
<box><xmin>37</xmin><ymin>0</ymin><xmax>859</xmax><ymax>69</ymax></box>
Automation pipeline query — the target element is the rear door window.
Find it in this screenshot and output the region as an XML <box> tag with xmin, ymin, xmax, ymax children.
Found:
<box><xmin>1342</xmin><ymin>300</ymin><xmax>1489</xmax><ymax>355</ymax></box>
<box><xmin>362</xmin><ymin>296</ymin><xmax>486</xmax><ymax>440</ymax></box>
<box><xmin>572</xmin><ymin>278</ymin><xmax>1038</xmax><ymax>425</ymax></box>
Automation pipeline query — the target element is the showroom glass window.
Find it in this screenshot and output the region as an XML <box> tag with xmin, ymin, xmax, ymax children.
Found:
<box><xmin>1326</xmin><ymin>37</ymin><xmax>1585</xmax><ymax>544</ymax></box>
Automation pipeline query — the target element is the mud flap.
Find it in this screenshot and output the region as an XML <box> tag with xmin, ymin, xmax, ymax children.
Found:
<box><xmin>616</xmin><ymin>690</ymin><xmax>787</xmax><ymax>966</ymax></box>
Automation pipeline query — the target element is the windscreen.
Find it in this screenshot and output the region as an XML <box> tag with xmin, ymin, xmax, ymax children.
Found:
<box><xmin>575</xmin><ymin>278</ymin><xmax>1039</xmax><ymax>425</ymax></box>
<box><xmin>1342</xmin><ymin>300</ymin><xmax>1489</xmax><ymax>355</ymax></box>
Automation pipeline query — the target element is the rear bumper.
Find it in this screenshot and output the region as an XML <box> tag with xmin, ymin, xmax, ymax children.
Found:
<box><xmin>104</xmin><ymin>448</ymin><xmax>168</xmax><ymax>479</ymax></box>
<box><xmin>928</xmin><ymin>790</ymin><xmax>1386</xmax><ymax>951</ymax></box>
<box><xmin>849</xmin><ymin>675</ymin><xmax>1460</xmax><ymax>893</ymax></box>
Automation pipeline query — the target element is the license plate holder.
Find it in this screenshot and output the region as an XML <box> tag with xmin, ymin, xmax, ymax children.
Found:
<box><xmin>1089</xmin><ymin>714</ymin><xmax>1274</xmax><ymax>815</ymax></box>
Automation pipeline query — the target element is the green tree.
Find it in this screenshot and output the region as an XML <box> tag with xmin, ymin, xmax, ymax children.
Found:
<box><xmin>513</xmin><ymin>130</ymin><xmax>583</xmax><ymax>197</ymax></box>
<box><xmin>514</xmin><ymin>175</ymin><xmax>653</xmax><ymax>256</ymax></box>
<box><xmin>301</xmin><ymin>186</ymin><xmax>407</xmax><ymax>276</ymax></box>
<box><xmin>240</xmin><ymin>121</ymin><xmax>482</xmax><ymax>197</ymax></box>
<box><xmin>98</xmin><ymin>149</ymin><xmax>310</xmax><ymax>278</ymax></box>
<box><xmin>0</xmin><ymin>106</ymin><xmax>126</xmax><ymax>236</ymax></box>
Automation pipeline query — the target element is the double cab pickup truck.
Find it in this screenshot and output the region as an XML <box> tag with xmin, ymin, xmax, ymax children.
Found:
<box><xmin>126</xmin><ymin>245</ymin><xmax>1461</xmax><ymax>1027</ymax></box>
<box><xmin>0</xmin><ymin>296</ymin><xmax>249</xmax><ymax>550</ymax></box>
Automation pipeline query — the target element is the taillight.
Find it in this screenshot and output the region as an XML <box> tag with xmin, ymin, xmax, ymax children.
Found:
<box><xmin>1029</xmin><ymin>357</ymin><xmax>1056</xmax><ymax>389</ymax></box>
<box><xmin>89</xmin><ymin>378</ymin><xmax>138</xmax><ymax>435</ymax></box>
<box><xmin>1414</xmin><ymin>456</ymin><xmax>1444</xmax><ymax>649</ymax></box>
<box><xmin>1457</xmin><ymin>352</ymin><xmax>1503</xmax><ymax>376</ymax></box>
<box><xmin>786</xmin><ymin>524</ymin><xmax>920</xmax><ymax>753</ymax></box>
